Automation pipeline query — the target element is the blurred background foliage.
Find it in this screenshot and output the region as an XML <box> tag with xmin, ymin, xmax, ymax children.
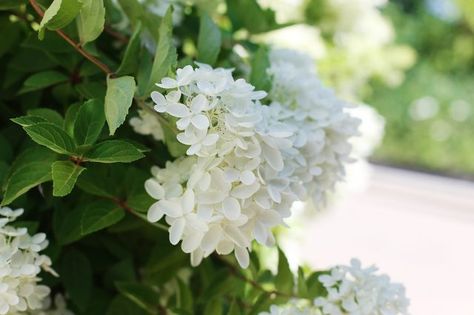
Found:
<box><xmin>366</xmin><ymin>0</ymin><xmax>474</xmax><ymax>177</ymax></box>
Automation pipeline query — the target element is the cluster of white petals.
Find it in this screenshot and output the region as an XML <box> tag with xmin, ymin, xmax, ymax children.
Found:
<box><xmin>145</xmin><ymin>52</ymin><xmax>359</xmax><ymax>267</ymax></box>
<box><xmin>0</xmin><ymin>207</ymin><xmax>55</xmax><ymax>315</ymax></box>
<box><xmin>314</xmin><ymin>259</ymin><xmax>409</xmax><ymax>315</ymax></box>
<box><xmin>130</xmin><ymin>109</ymin><xmax>164</xmax><ymax>141</ymax></box>
<box><xmin>12</xmin><ymin>294</ymin><xmax>74</xmax><ymax>315</ymax></box>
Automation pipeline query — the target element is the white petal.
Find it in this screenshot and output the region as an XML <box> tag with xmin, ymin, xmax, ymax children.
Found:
<box><xmin>169</xmin><ymin>218</ymin><xmax>185</xmax><ymax>245</ymax></box>
<box><xmin>191</xmin><ymin>114</ymin><xmax>210</xmax><ymax>130</ymax></box>
<box><xmin>216</xmin><ymin>240</ymin><xmax>234</xmax><ymax>255</ymax></box>
<box><xmin>167</xmin><ymin>90</ymin><xmax>182</xmax><ymax>103</ymax></box>
<box><xmin>186</xmin><ymin>143</ymin><xmax>202</xmax><ymax>155</ymax></box>
<box><xmin>201</xmin><ymin>225</ymin><xmax>221</xmax><ymax>255</ymax></box>
<box><xmin>181</xmin><ymin>232</ymin><xmax>203</xmax><ymax>253</ymax></box>
<box><xmin>151</xmin><ymin>91</ymin><xmax>167</xmax><ymax>110</ymax></box>
<box><xmin>166</xmin><ymin>103</ymin><xmax>190</xmax><ymax>118</ymax></box>
<box><xmin>190</xmin><ymin>94</ymin><xmax>208</xmax><ymax>112</ymax></box>
<box><xmin>202</xmin><ymin>133</ymin><xmax>219</xmax><ymax>146</ymax></box>
<box><xmin>231</xmin><ymin>182</ymin><xmax>260</xmax><ymax>199</ymax></box>
<box><xmin>234</xmin><ymin>246</ymin><xmax>249</xmax><ymax>268</ymax></box>
<box><xmin>222</xmin><ymin>197</ymin><xmax>241</xmax><ymax>221</ymax></box>
<box><xmin>157</xmin><ymin>200</ymin><xmax>182</xmax><ymax>218</ymax></box>
<box><xmin>224</xmin><ymin>225</ymin><xmax>249</xmax><ymax>248</ymax></box>
<box><xmin>262</xmin><ymin>143</ymin><xmax>284</xmax><ymax>171</ymax></box>
<box><xmin>253</xmin><ymin>222</ymin><xmax>267</xmax><ymax>245</ymax></box>
<box><xmin>190</xmin><ymin>249</ymin><xmax>203</xmax><ymax>266</ymax></box>
<box><xmin>176</xmin><ymin>117</ymin><xmax>191</xmax><ymax>130</ymax></box>
<box><xmin>181</xmin><ymin>190</ymin><xmax>195</xmax><ymax>214</ymax></box>
<box><xmin>147</xmin><ymin>201</ymin><xmax>164</xmax><ymax>222</ymax></box>
<box><xmin>144</xmin><ymin>179</ymin><xmax>165</xmax><ymax>200</ymax></box>
<box><xmin>157</xmin><ymin>77</ymin><xmax>177</xmax><ymax>89</ymax></box>
<box><xmin>240</xmin><ymin>170</ymin><xmax>256</xmax><ymax>185</ymax></box>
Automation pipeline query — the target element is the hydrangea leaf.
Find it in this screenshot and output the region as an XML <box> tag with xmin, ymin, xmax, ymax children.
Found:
<box><xmin>115</xmin><ymin>282</ymin><xmax>158</xmax><ymax>313</ymax></box>
<box><xmin>204</xmin><ymin>298</ymin><xmax>223</xmax><ymax>315</ymax></box>
<box><xmin>275</xmin><ymin>248</ymin><xmax>294</xmax><ymax>294</ymax></box>
<box><xmin>60</xmin><ymin>249</ymin><xmax>93</xmax><ymax>311</ymax></box>
<box><xmin>10</xmin><ymin>115</ymin><xmax>47</xmax><ymax>127</ymax></box>
<box><xmin>76</xmin><ymin>0</ymin><xmax>105</xmax><ymax>44</ymax></box>
<box><xmin>1</xmin><ymin>146</ymin><xmax>56</xmax><ymax>206</ymax></box>
<box><xmin>27</xmin><ymin>108</ymin><xmax>65</xmax><ymax>127</ymax></box>
<box><xmin>73</xmin><ymin>99</ymin><xmax>105</xmax><ymax>145</ymax></box>
<box><xmin>116</xmin><ymin>22</ymin><xmax>143</xmax><ymax>76</ymax></box>
<box><xmin>84</xmin><ymin>140</ymin><xmax>144</xmax><ymax>163</ymax></box>
<box><xmin>197</xmin><ymin>12</ymin><xmax>222</xmax><ymax>65</ymax></box>
<box><xmin>226</xmin><ymin>0</ymin><xmax>279</xmax><ymax>34</ymax></box>
<box><xmin>22</xmin><ymin>122</ymin><xmax>76</xmax><ymax>155</ymax></box>
<box><xmin>80</xmin><ymin>199</ymin><xmax>124</xmax><ymax>236</ymax></box>
<box><xmin>143</xmin><ymin>7</ymin><xmax>176</xmax><ymax>96</ymax></box>
<box><xmin>64</xmin><ymin>102</ymin><xmax>82</xmax><ymax>136</ymax></box>
<box><xmin>51</xmin><ymin>160</ymin><xmax>85</xmax><ymax>196</ymax></box>
<box><xmin>104</xmin><ymin>75</ymin><xmax>136</xmax><ymax>135</ymax></box>
<box><xmin>107</xmin><ymin>295</ymin><xmax>149</xmax><ymax>315</ymax></box>
<box><xmin>250</xmin><ymin>45</ymin><xmax>271</xmax><ymax>92</ymax></box>
<box><xmin>38</xmin><ymin>0</ymin><xmax>83</xmax><ymax>40</ymax></box>
<box><xmin>19</xmin><ymin>70</ymin><xmax>68</xmax><ymax>94</ymax></box>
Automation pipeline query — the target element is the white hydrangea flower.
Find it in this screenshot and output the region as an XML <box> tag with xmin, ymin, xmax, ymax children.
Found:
<box><xmin>129</xmin><ymin>109</ymin><xmax>164</xmax><ymax>141</ymax></box>
<box><xmin>314</xmin><ymin>259</ymin><xmax>410</xmax><ymax>315</ymax></box>
<box><xmin>146</xmin><ymin>57</ymin><xmax>359</xmax><ymax>268</ymax></box>
<box><xmin>0</xmin><ymin>207</ymin><xmax>56</xmax><ymax>315</ymax></box>
<box><xmin>267</xmin><ymin>49</ymin><xmax>361</xmax><ymax>207</ymax></box>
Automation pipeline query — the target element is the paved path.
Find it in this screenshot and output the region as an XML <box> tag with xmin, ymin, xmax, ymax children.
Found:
<box><xmin>286</xmin><ymin>165</ymin><xmax>474</xmax><ymax>315</ymax></box>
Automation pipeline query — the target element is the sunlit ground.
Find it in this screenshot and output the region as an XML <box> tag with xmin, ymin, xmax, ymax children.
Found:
<box><xmin>284</xmin><ymin>165</ymin><xmax>474</xmax><ymax>315</ymax></box>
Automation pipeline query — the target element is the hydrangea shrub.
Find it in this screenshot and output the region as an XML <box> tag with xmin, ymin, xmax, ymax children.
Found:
<box><xmin>0</xmin><ymin>0</ymin><xmax>409</xmax><ymax>314</ymax></box>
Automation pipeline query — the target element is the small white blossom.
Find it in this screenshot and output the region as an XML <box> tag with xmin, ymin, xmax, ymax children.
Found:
<box><xmin>0</xmin><ymin>207</ymin><xmax>56</xmax><ymax>315</ymax></box>
<box><xmin>314</xmin><ymin>259</ymin><xmax>410</xmax><ymax>315</ymax></box>
<box><xmin>260</xmin><ymin>301</ymin><xmax>319</xmax><ymax>315</ymax></box>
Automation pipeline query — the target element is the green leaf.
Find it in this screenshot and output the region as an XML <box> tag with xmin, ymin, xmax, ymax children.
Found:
<box><xmin>76</xmin><ymin>0</ymin><xmax>105</xmax><ymax>44</ymax></box>
<box><xmin>204</xmin><ymin>298</ymin><xmax>223</xmax><ymax>315</ymax></box>
<box><xmin>38</xmin><ymin>0</ymin><xmax>83</xmax><ymax>39</ymax></box>
<box><xmin>162</xmin><ymin>122</ymin><xmax>187</xmax><ymax>158</ymax></box>
<box><xmin>226</xmin><ymin>0</ymin><xmax>280</xmax><ymax>34</ymax></box>
<box><xmin>107</xmin><ymin>296</ymin><xmax>148</xmax><ymax>315</ymax></box>
<box><xmin>76</xmin><ymin>165</ymin><xmax>116</xmax><ymax>197</ymax></box>
<box><xmin>23</xmin><ymin>123</ymin><xmax>76</xmax><ymax>155</ymax></box>
<box><xmin>27</xmin><ymin>108</ymin><xmax>65</xmax><ymax>127</ymax></box>
<box><xmin>10</xmin><ymin>116</ymin><xmax>47</xmax><ymax>127</ymax></box>
<box><xmin>249</xmin><ymin>45</ymin><xmax>271</xmax><ymax>91</ymax></box>
<box><xmin>143</xmin><ymin>7</ymin><xmax>176</xmax><ymax>96</ymax></box>
<box><xmin>197</xmin><ymin>12</ymin><xmax>222</xmax><ymax>65</ymax></box>
<box><xmin>274</xmin><ymin>248</ymin><xmax>294</xmax><ymax>294</ymax></box>
<box><xmin>19</xmin><ymin>70</ymin><xmax>68</xmax><ymax>94</ymax></box>
<box><xmin>116</xmin><ymin>22</ymin><xmax>142</xmax><ymax>76</ymax></box>
<box><xmin>0</xmin><ymin>0</ymin><xmax>25</xmax><ymax>10</ymax></box>
<box><xmin>64</xmin><ymin>102</ymin><xmax>82</xmax><ymax>135</ymax></box>
<box><xmin>116</xmin><ymin>282</ymin><xmax>158</xmax><ymax>314</ymax></box>
<box><xmin>60</xmin><ymin>249</ymin><xmax>93</xmax><ymax>311</ymax></box>
<box><xmin>297</xmin><ymin>267</ymin><xmax>309</xmax><ymax>297</ymax></box>
<box><xmin>74</xmin><ymin>99</ymin><xmax>105</xmax><ymax>145</ymax></box>
<box><xmin>104</xmin><ymin>75</ymin><xmax>136</xmax><ymax>135</ymax></box>
<box><xmin>53</xmin><ymin>206</ymin><xmax>83</xmax><ymax>244</ymax></box>
<box><xmin>51</xmin><ymin>160</ymin><xmax>85</xmax><ymax>196</ymax></box>
<box><xmin>84</xmin><ymin>140</ymin><xmax>144</xmax><ymax>163</ymax></box>
<box><xmin>1</xmin><ymin>146</ymin><xmax>56</xmax><ymax>206</ymax></box>
<box><xmin>81</xmin><ymin>200</ymin><xmax>124</xmax><ymax>236</ymax></box>
<box><xmin>177</xmin><ymin>278</ymin><xmax>193</xmax><ymax>312</ymax></box>
<box><xmin>228</xmin><ymin>300</ymin><xmax>241</xmax><ymax>315</ymax></box>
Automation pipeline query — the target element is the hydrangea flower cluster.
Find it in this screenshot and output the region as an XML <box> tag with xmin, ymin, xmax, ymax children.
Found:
<box><xmin>145</xmin><ymin>51</ymin><xmax>359</xmax><ymax>267</ymax></box>
<box><xmin>314</xmin><ymin>259</ymin><xmax>409</xmax><ymax>315</ymax></box>
<box><xmin>130</xmin><ymin>109</ymin><xmax>164</xmax><ymax>141</ymax></box>
<box><xmin>0</xmin><ymin>207</ymin><xmax>55</xmax><ymax>314</ymax></box>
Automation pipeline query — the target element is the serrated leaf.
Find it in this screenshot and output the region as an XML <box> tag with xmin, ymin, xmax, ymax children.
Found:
<box><xmin>74</xmin><ymin>99</ymin><xmax>105</xmax><ymax>145</ymax></box>
<box><xmin>107</xmin><ymin>295</ymin><xmax>148</xmax><ymax>315</ymax></box>
<box><xmin>23</xmin><ymin>122</ymin><xmax>76</xmax><ymax>154</ymax></box>
<box><xmin>116</xmin><ymin>282</ymin><xmax>158</xmax><ymax>314</ymax></box>
<box><xmin>143</xmin><ymin>7</ymin><xmax>176</xmax><ymax>96</ymax></box>
<box><xmin>116</xmin><ymin>22</ymin><xmax>142</xmax><ymax>76</ymax></box>
<box><xmin>39</xmin><ymin>0</ymin><xmax>83</xmax><ymax>39</ymax></box>
<box><xmin>104</xmin><ymin>75</ymin><xmax>136</xmax><ymax>135</ymax></box>
<box><xmin>64</xmin><ymin>102</ymin><xmax>82</xmax><ymax>135</ymax></box>
<box><xmin>250</xmin><ymin>45</ymin><xmax>271</xmax><ymax>91</ymax></box>
<box><xmin>11</xmin><ymin>116</ymin><xmax>47</xmax><ymax>127</ymax></box>
<box><xmin>51</xmin><ymin>160</ymin><xmax>85</xmax><ymax>196</ymax></box>
<box><xmin>84</xmin><ymin>140</ymin><xmax>144</xmax><ymax>163</ymax></box>
<box><xmin>197</xmin><ymin>12</ymin><xmax>222</xmax><ymax>65</ymax></box>
<box><xmin>80</xmin><ymin>200</ymin><xmax>124</xmax><ymax>236</ymax></box>
<box><xmin>60</xmin><ymin>249</ymin><xmax>93</xmax><ymax>311</ymax></box>
<box><xmin>1</xmin><ymin>146</ymin><xmax>56</xmax><ymax>206</ymax></box>
<box><xmin>76</xmin><ymin>0</ymin><xmax>105</xmax><ymax>44</ymax></box>
<box><xmin>226</xmin><ymin>0</ymin><xmax>280</xmax><ymax>34</ymax></box>
<box><xmin>53</xmin><ymin>206</ymin><xmax>83</xmax><ymax>244</ymax></box>
<box><xmin>19</xmin><ymin>70</ymin><xmax>68</xmax><ymax>94</ymax></box>
<box><xmin>27</xmin><ymin>108</ymin><xmax>64</xmax><ymax>127</ymax></box>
